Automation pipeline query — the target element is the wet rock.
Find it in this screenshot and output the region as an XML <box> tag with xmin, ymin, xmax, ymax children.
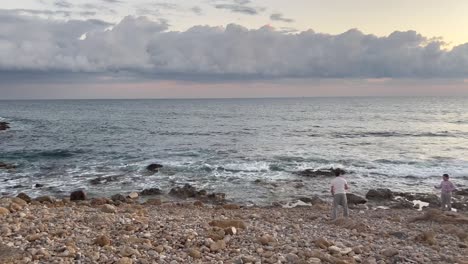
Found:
<box><xmin>111</xmin><ymin>194</ymin><xmax>128</xmax><ymax>203</ymax></box>
<box><xmin>298</xmin><ymin>195</ymin><xmax>327</xmax><ymax>205</ymax></box>
<box><xmin>346</xmin><ymin>193</ymin><xmax>367</xmax><ymax>204</ymax></box>
<box><xmin>70</xmin><ymin>190</ymin><xmax>87</xmax><ymax>201</ymax></box>
<box><xmin>140</xmin><ymin>188</ymin><xmax>163</xmax><ymax>196</ymax></box>
<box><xmin>89</xmin><ymin>175</ymin><xmax>120</xmax><ymax>185</ymax></box>
<box><xmin>296</xmin><ymin>167</ymin><xmax>346</xmax><ymax>177</ymax></box>
<box><xmin>34</xmin><ymin>183</ymin><xmax>44</xmax><ymax>188</ymax></box>
<box><xmin>16</xmin><ymin>193</ymin><xmax>31</xmax><ymax>203</ymax></box>
<box><xmin>0</xmin><ymin>162</ymin><xmax>15</xmax><ymax>170</ymax></box>
<box><xmin>0</xmin><ymin>122</ymin><xmax>10</xmax><ymax>131</ymax></box>
<box><xmin>169</xmin><ymin>184</ymin><xmax>199</xmax><ymax>198</ymax></box>
<box><xmin>146</xmin><ymin>163</ymin><xmax>163</xmax><ymax>172</ymax></box>
<box><xmin>366</xmin><ymin>189</ymin><xmax>394</xmax><ymax>200</ymax></box>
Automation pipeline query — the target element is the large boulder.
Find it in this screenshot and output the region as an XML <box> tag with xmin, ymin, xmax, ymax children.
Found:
<box><xmin>296</xmin><ymin>167</ymin><xmax>346</xmax><ymax>177</ymax></box>
<box><xmin>146</xmin><ymin>163</ymin><xmax>163</xmax><ymax>172</ymax></box>
<box><xmin>16</xmin><ymin>193</ymin><xmax>32</xmax><ymax>203</ymax></box>
<box><xmin>298</xmin><ymin>195</ymin><xmax>327</xmax><ymax>205</ymax></box>
<box><xmin>366</xmin><ymin>188</ymin><xmax>394</xmax><ymax>200</ymax></box>
<box><xmin>169</xmin><ymin>184</ymin><xmax>226</xmax><ymax>204</ymax></box>
<box><xmin>346</xmin><ymin>193</ymin><xmax>367</xmax><ymax>204</ymax></box>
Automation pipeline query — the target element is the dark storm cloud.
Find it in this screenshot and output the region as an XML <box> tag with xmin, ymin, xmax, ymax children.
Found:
<box><xmin>270</xmin><ymin>13</ymin><xmax>294</xmax><ymax>23</ymax></box>
<box><xmin>0</xmin><ymin>12</ymin><xmax>468</xmax><ymax>81</ymax></box>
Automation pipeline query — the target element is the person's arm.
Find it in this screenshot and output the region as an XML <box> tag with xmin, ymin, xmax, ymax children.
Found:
<box><xmin>345</xmin><ymin>183</ymin><xmax>349</xmax><ymax>191</ymax></box>
<box><xmin>330</xmin><ymin>185</ymin><xmax>335</xmax><ymax>195</ymax></box>
<box><xmin>450</xmin><ymin>182</ymin><xmax>457</xmax><ymax>192</ymax></box>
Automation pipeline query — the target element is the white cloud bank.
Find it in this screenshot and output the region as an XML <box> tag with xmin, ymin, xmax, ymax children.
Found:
<box><xmin>1</xmin><ymin>11</ymin><xmax>468</xmax><ymax>79</ymax></box>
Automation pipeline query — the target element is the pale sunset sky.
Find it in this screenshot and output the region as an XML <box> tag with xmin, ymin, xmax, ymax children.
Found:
<box><xmin>1</xmin><ymin>0</ymin><xmax>468</xmax><ymax>99</ymax></box>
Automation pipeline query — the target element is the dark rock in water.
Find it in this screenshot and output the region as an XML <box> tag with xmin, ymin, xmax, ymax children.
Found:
<box><xmin>207</xmin><ymin>193</ymin><xmax>226</xmax><ymax>203</ymax></box>
<box><xmin>146</xmin><ymin>163</ymin><xmax>163</xmax><ymax>172</ymax></box>
<box><xmin>0</xmin><ymin>162</ymin><xmax>16</xmax><ymax>170</ymax></box>
<box><xmin>70</xmin><ymin>190</ymin><xmax>87</xmax><ymax>201</ymax></box>
<box><xmin>298</xmin><ymin>195</ymin><xmax>326</xmax><ymax>205</ymax></box>
<box><xmin>34</xmin><ymin>184</ymin><xmax>44</xmax><ymax>188</ymax></box>
<box><xmin>35</xmin><ymin>196</ymin><xmax>55</xmax><ymax>203</ymax></box>
<box><xmin>89</xmin><ymin>175</ymin><xmax>120</xmax><ymax>185</ymax></box>
<box><xmin>17</xmin><ymin>193</ymin><xmax>32</xmax><ymax>203</ymax></box>
<box><xmin>140</xmin><ymin>188</ymin><xmax>163</xmax><ymax>196</ymax></box>
<box><xmin>366</xmin><ymin>188</ymin><xmax>394</xmax><ymax>200</ymax></box>
<box><xmin>0</xmin><ymin>122</ymin><xmax>10</xmax><ymax>131</ymax></box>
<box><xmin>296</xmin><ymin>167</ymin><xmax>346</xmax><ymax>177</ymax></box>
<box><xmin>346</xmin><ymin>193</ymin><xmax>367</xmax><ymax>204</ymax></box>
<box><xmin>169</xmin><ymin>184</ymin><xmax>199</xmax><ymax>198</ymax></box>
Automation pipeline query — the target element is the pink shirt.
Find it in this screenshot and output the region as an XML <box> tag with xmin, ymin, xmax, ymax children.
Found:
<box><xmin>331</xmin><ymin>176</ymin><xmax>347</xmax><ymax>194</ymax></box>
<box><xmin>436</xmin><ymin>180</ymin><xmax>456</xmax><ymax>193</ymax></box>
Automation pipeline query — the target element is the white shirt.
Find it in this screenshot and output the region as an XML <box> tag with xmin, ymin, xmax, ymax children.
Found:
<box><xmin>331</xmin><ymin>176</ymin><xmax>347</xmax><ymax>194</ymax></box>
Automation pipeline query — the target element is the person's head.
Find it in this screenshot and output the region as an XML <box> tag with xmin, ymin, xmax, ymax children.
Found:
<box><xmin>335</xmin><ymin>170</ymin><xmax>341</xmax><ymax>177</ymax></box>
<box><xmin>443</xmin><ymin>174</ymin><xmax>449</xmax><ymax>181</ymax></box>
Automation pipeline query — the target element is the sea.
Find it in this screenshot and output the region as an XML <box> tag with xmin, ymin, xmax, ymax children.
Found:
<box><xmin>1</xmin><ymin>97</ymin><xmax>467</xmax><ymax>205</ymax></box>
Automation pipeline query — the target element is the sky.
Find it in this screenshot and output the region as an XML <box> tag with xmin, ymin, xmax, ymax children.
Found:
<box><xmin>1</xmin><ymin>0</ymin><xmax>468</xmax><ymax>99</ymax></box>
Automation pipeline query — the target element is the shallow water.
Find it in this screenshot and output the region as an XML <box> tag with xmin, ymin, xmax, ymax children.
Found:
<box><xmin>1</xmin><ymin>97</ymin><xmax>467</xmax><ymax>204</ymax></box>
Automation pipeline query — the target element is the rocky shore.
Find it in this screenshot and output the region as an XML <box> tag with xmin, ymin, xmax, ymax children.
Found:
<box><xmin>1</xmin><ymin>189</ymin><xmax>467</xmax><ymax>264</ymax></box>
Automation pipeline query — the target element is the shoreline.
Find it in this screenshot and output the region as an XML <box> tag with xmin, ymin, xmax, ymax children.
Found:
<box><xmin>1</xmin><ymin>191</ymin><xmax>467</xmax><ymax>264</ymax></box>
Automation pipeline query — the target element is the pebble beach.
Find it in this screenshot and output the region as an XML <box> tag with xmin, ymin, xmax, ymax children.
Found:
<box><xmin>1</xmin><ymin>192</ymin><xmax>467</xmax><ymax>264</ymax></box>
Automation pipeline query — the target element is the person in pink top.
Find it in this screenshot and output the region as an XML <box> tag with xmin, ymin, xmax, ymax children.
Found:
<box><xmin>330</xmin><ymin>170</ymin><xmax>349</xmax><ymax>220</ymax></box>
<box><xmin>434</xmin><ymin>174</ymin><xmax>457</xmax><ymax>211</ymax></box>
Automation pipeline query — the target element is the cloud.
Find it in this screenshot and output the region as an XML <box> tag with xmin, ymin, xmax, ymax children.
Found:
<box><xmin>270</xmin><ymin>13</ymin><xmax>294</xmax><ymax>23</ymax></box>
<box><xmin>212</xmin><ymin>0</ymin><xmax>264</xmax><ymax>15</ymax></box>
<box><xmin>0</xmin><ymin>13</ymin><xmax>468</xmax><ymax>80</ymax></box>
<box><xmin>191</xmin><ymin>6</ymin><xmax>203</xmax><ymax>15</ymax></box>
<box><xmin>54</xmin><ymin>0</ymin><xmax>73</xmax><ymax>9</ymax></box>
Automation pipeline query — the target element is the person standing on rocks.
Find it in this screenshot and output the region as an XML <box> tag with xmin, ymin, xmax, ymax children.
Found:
<box><xmin>330</xmin><ymin>170</ymin><xmax>349</xmax><ymax>220</ymax></box>
<box><xmin>434</xmin><ymin>174</ymin><xmax>457</xmax><ymax>211</ymax></box>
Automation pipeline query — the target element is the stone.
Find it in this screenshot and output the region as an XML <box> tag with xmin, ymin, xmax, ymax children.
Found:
<box><xmin>209</xmin><ymin>240</ymin><xmax>226</xmax><ymax>252</ymax></box>
<box><xmin>128</xmin><ymin>192</ymin><xmax>139</xmax><ymax>199</ymax></box>
<box><xmin>95</xmin><ymin>235</ymin><xmax>111</xmax><ymax>247</ymax></box>
<box><xmin>0</xmin><ymin>161</ymin><xmax>14</xmax><ymax>169</ymax></box>
<box><xmin>117</xmin><ymin>257</ymin><xmax>133</xmax><ymax>264</ymax></box>
<box><xmin>102</xmin><ymin>204</ymin><xmax>117</xmax><ymax>214</ymax></box>
<box><xmin>308</xmin><ymin>257</ymin><xmax>322</xmax><ymax>264</ymax></box>
<box><xmin>11</xmin><ymin>197</ymin><xmax>27</xmax><ymax>207</ymax></box>
<box><xmin>70</xmin><ymin>190</ymin><xmax>87</xmax><ymax>201</ymax></box>
<box><xmin>144</xmin><ymin>198</ymin><xmax>162</xmax><ymax>205</ymax></box>
<box><xmin>146</xmin><ymin>163</ymin><xmax>163</xmax><ymax>172</ymax></box>
<box><xmin>140</xmin><ymin>188</ymin><xmax>163</xmax><ymax>196</ymax></box>
<box><xmin>209</xmin><ymin>219</ymin><xmax>247</xmax><ymax>229</ymax></box>
<box><xmin>188</xmin><ymin>248</ymin><xmax>201</xmax><ymax>258</ymax></box>
<box><xmin>315</xmin><ymin>237</ymin><xmax>332</xmax><ymax>249</ymax></box>
<box><xmin>35</xmin><ymin>196</ymin><xmax>55</xmax><ymax>203</ymax></box>
<box><xmin>90</xmin><ymin>197</ymin><xmax>110</xmax><ymax>206</ymax></box>
<box><xmin>222</xmin><ymin>204</ymin><xmax>240</xmax><ymax>209</ymax></box>
<box><xmin>258</xmin><ymin>234</ymin><xmax>275</xmax><ymax>245</ymax></box>
<box><xmin>111</xmin><ymin>194</ymin><xmax>128</xmax><ymax>203</ymax></box>
<box><xmin>296</xmin><ymin>167</ymin><xmax>346</xmax><ymax>177</ymax></box>
<box><xmin>346</xmin><ymin>193</ymin><xmax>367</xmax><ymax>204</ymax></box>
<box><xmin>366</xmin><ymin>189</ymin><xmax>394</xmax><ymax>200</ymax></box>
<box><xmin>0</xmin><ymin>207</ymin><xmax>10</xmax><ymax>216</ymax></box>
<box><xmin>34</xmin><ymin>183</ymin><xmax>44</xmax><ymax>188</ymax></box>
<box><xmin>286</xmin><ymin>253</ymin><xmax>300</xmax><ymax>263</ymax></box>
<box><xmin>8</xmin><ymin>203</ymin><xmax>22</xmax><ymax>212</ymax></box>
<box><xmin>381</xmin><ymin>248</ymin><xmax>399</xmax><ymax>257</ymax></box>
<box><xmin>16</xmin><ymin>193</ymin><xmax>32</xmax><ymax>203</ymax></box>
<box><xmin>89</xmin><ymin>175</ymin><xmax>120</xmax><ymax>185</ymax></box>
<box><xmin>120</xmin><ymin>246</ymin><xmax>139</xmax><ymax>257</ymax></box>
<box><xmin>0</xmin><ymin>243</ymin><xmax>24</xmax><ymax>262</ymax></box>
<box><xmin>298</xmin><ymin>195</ymin><xmax>327</xmax><ymax>205</ymax></box>
<box><xmin>225</xmin><ymin>227</ymin><xmax>237</xmax><ymax>235</ymax></box>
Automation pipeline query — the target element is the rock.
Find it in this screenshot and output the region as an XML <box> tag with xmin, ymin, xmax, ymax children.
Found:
<box><xmin>11</xmin><ymin>197</ymin><xmax>27</xmax><ymax>207</ymax></box>
<box><xmin>389</xmin><ymin>231</ymin><xmax>407</xmax><ymax>239</ymax></box>
<box><xmin>297</xmin><ymin>167</ymin><xmax>346</xmax><ymax>177</ymax></box>
<box><xmin>34</xmin><ymin>183</ymin><xmax>44</xmax><ymax>188</ymax></box>
<box><xmin>390</xmin><ymin>198</ymin><xmax>414</xmax><ymax>209</ymax></box>
<box><xmin>90</xmin><ymin>197</ymin><xmax>110</xmax><ymax>206</ymax></box>
<box><xmin>117</xmin><ymin>257</ymin><xmax>133</xmax><ymax>264</ymax></box>
<box><xmin>308</xmin><ymin>258</ymin><xmax>322</xmax><ymax>264</ymax></box>
<box><xmin>258</xmin><ymin>234</ymin><xmax>275</xmax><ymax>245</ymax></box>
<box><xmin>381</xmin><ymin>248</ymin><xmax>399</xmax><ymax>257</ymax></box>
<box><xmin>169</xmin><ymin>184</ymin><xmax>198</xmax><ymax>198</ymax></box>
<box><xmin>456</xmin><ymin>188</ymin><xmax>468</xmax><ymax>196</ymax></box>
<box><xmin>222</xmin><ymin>204</ymin><xmax>240</xmax><ymax>210</ymax></box>
<box><xmin>298</xmin><ymin>195</ymin><xmax>327</xmax><ymax>205</ymax></box>
<box><xmin>16</xmin><ymin>193</ymin><xmax>32</xmax><ymax>203</ymax></box>
<box><xmin>111</xmin><ymin>194</ymin><xmax>128</xmax><ymax>203</ymax></box>
<box><xmin>70</xmin><ymin>190</ymin><xmax>87</xmax><ymax>201</ymax></box>
<box><xmin>365</xmin><ymin>189</ymin><xmax>394</xmax><ymax>200</ymax></box>
<box><xmin>194</xmin><ymin>201</ymin><xmax>204</xmax><ymax>207</ymax></box>
<box><xmin>188</xmin><ymin>248</ymin><xmax>201</xmax><ymax>258</ymax></box>
<box><xmin>0</xmin><ymin>243</ymin><xmax>24</xmax><ymax>262</ymax></box>
<box><xmin>0</xmin><ymin>162</ymin><xmax>15</xmax><ymax>170</ymax></box>
<box><xmin>146</xmin><ymin>163</ymin><xmax>163</xmax><ymax>172</ymax></box>
<box><xmin>89</xmin><ymin>175</ymin><xmax>120</xmax><ymax>185</ymax></box>
<box><xmin>286</xmin><ymin>253</ymin><xmax>300</xmax><ymax>263</ymax></box>
<box><xmin>128</xmin><ymin>192</ymin><xmax>139</xmax><ymax>199</ymax></box>
<box><xmin>102</xmin><ymin>204</ymin><xmax>117</xmax><ymax>214</ymax></box>
<box><xmin>120</xmin><ymin>246</ymin><xmax>139</xmax><ymax>257</ymax></box>
<box><xmin>0</xmin><ymin>122</ymin><xmax>10</xmax><ymax>131</ymax></box>
<box><xmin>315</xmin><ymin>237</ymin><xmax>333</xmax><ymax>249</ymax></box>
<box><xmin>140</xmin><ymin>188</ymin><xmax>162</xmax><ymax>196</ymax></box>
<box><xmin>346</xmin><ymin>193</ymin><xmax>367</xmax><ymax>204</ymax></box>
<box><xmin>225</xmin><ymin>227</ymin><xmax>237</xmax><ymax>235</ymax></box>
<box><xmin>415</xmin><ymin>230</ymin><xmax>436</xmax><ymax>245</ymax></box>
<box><xmin>35</xmin><ymin>196</ymin><xmax>55</xmax><ymax>203</ymax></box>
<box><xmin>95</xmin><ymin>235</ymin><xmax>111</xmax><ymax>247</ymax></box>
<box><xmin>209</xmin><ymin>219</ymin><xmax>247</xmax><ymax>229</ymax></box>
<box><xmin>210</xmin><ymin>240</ymin><xmax>226</xmax><ymax>252</ymax></box>
<box><xmin>0</xmin><ymin>207</ymin><xmax>9</xmax><ymax>216</ymax></box>
<box><xmin>8</xmin><ymin>203</ymin><xmax>22</xmax><ymax>212</ymax></box>
<box><xmin>144</xmin><ymin>198</ymin><xmax>162</xmax><ymax>205</ymax></box>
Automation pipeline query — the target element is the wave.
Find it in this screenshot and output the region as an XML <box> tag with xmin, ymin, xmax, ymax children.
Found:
<box><xmin>0</xmin><ymin>149</ymin><xmax>85</xmax><ymax>161</ymax></box>
<box><xmin>332</xmin><ymin>131</ymin><xmax>459</xmax><ymax>138</ymax></box>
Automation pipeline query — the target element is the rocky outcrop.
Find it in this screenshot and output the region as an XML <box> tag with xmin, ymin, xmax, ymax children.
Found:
<box><xmin>0</xmin><ymin>162</ymin><xmax>16</xmax><ymax>170</ymax></box>
<box><xmin>140</xmin><ymin>188</ymin><xmax>163</xmax><ymax>196</ymax></box>
<box><xmin>0</xmin><ymin>122</ymin><xmax>10</xmax><ymax>131</ymax></box>
<box><xmin>296</xmin><ymin>167</ymin><xmax>346</xmax><ymax>177</ymax></box>
<box><xmin>89</xmin><ymin>175</ymin><xmax>120</xmax><ymax>185</ymax></box>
